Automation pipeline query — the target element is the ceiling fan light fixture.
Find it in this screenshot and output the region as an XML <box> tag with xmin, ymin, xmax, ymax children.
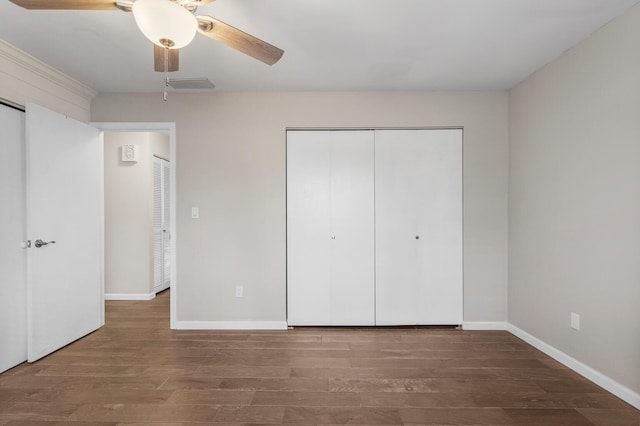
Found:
<box><xmin>132</xmin><ymin>0</ymin><xmax>197</xmax><ymax>49</ymax></box>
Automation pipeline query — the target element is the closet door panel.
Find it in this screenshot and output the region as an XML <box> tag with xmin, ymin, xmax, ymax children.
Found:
<box><xmin>330</xmin><ymin>132</ymin><xmax>375</xmax><ymax>325</ymax></box>
<box><xmin>287</xmin><ymin>132</ymin><xmax>332</xmax><ymax>325</ymax></box>
<box><xmin>415</xmin><ymin>130</ymin><xmax>462</xmax><ymax>324</ymax></box>
<box><xmin>375</xmin><ymin>129</ymin><xmax>462</xmax><ymax>325</ymax></box>
<box><xmin>374</xmin><ymin>132</ymin><xmax>421</xmax><ymax>324</ymax></box>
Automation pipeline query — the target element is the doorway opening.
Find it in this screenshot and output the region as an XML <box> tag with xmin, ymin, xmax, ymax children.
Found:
<box><xmin>93</xmin><ymin>122</ymin><xmax>177</xmax><ymax>329</ymax></box>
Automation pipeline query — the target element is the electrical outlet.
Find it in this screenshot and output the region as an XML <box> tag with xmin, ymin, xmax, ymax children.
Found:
<box><xmin>235</xmin><ymin>285</ymin><xmax>243</xmax><ymax>298</ymax></box>
<box><xmin>571</xmin><ymin>312</ymin><xmax>580</xmax><ymax>330</ymax></box>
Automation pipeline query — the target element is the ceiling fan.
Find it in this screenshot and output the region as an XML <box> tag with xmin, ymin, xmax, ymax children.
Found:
<box><xmin>9</xmin><ymin>0</ymin><xmax>284</xmax><ymax>73</ymax></box>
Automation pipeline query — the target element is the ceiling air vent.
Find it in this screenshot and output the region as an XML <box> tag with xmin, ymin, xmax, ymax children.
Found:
<box><xmin>167</xmin><ymin>78</ymin><xmax>215</xmax><ymax>90</ymax></box>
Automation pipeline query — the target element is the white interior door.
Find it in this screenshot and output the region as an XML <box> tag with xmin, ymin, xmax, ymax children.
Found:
<box><xmin>375</xmin><ymin>129</ymin><xmax>463</xmax><ymax>325</ymax></box>
<box><xmin>154</xmin><ymin>156</ymin><xmax>170</xmax><ymax>293</ymax></box>
<box><xmin>26</xmin><ymin>103</ymin><xmax>104</xmax><ymax>362</ymax></box>
<box><xmin>0</xmin><ymin>104</ymin><xmax>27</xmax><ymax>372</ymax></box>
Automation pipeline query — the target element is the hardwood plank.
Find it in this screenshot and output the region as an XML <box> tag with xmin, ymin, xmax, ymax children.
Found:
<box><xmin>218</xmin><ymin>377</ymin><xmax>330</xmax><ymax>392</ymax></box>
<box><xmin>68</xmin><ymin>403</ymin><xmax>219</xmax><ymax>422</ymax></box>
<box><xmin>0</xmin><ymin>401</ymin><xmax>79</xmax><ymax>422</ymax></box>
<box><xmin>251</xmin><ymin>391</ymin><xmax>361</xmax><ymax>407</ymax></box>
<box><xmin>52</xmin><ymin>388</ymin><xmax>175</xmax><ymax>405</ymax></box>
<box><xmin>283</xmin><ymin>406</ymin><xmax>402</xmax><ymax>424</ymax></box>
<box><xmin>577</xmin><ymin>408</ymin><xmax>640</xmax><ymax>426</ymax></box>
<box><xmin>166</xmin><ymin>389</ymin><xmax>255</xmax><ymax>405</ymax></box>
<box><xmin>360</xmin><ymin>391</ymin><xmax>478</xmax><ymax>408</ymax></box>
<box><xmin>503</xmin><ymin>408</ymin><xmax>595</xmax><ymax>425</ymax></box>
<box><xmin>287</xmin><ymin>357</ymin><xmax>352</xmax><ymax>368</ymax></box>
<box><xmin>474</xmin><ymin>391</ymin><xmax>634</xmax><ymax>409</ymax></box>
<box><xmin>328</xmin><ymin>377</ymin><xmax>545</xmax><ymax>394</ymax></box>
<box><xmin>214</xmin><ymin>406</ymin><xmax>285</xmax><ymax>423</ymax></box>
<box><xmin>0</xmin><ymin>375</ymin><xmax>168</xmax><ymax>390</ymax></box>
<box><xmin>399</xmin><ymin>407</ymin><xmax>514</xmax><ymax>425</ymax></box>
<box><xmin>34</xmin><ymin>365</ymin><xmax>149</xmax><ymax>377</ymax></box>
<box><xmin>147</xmin><ymin>365</ymin><xmax>291</xmax><ymax>379</ymax></box>
<box><xmin>533</xmin><ymin>377</ymin><xmax>610</xmax><ymax>393</ymax></box>
<box><xmin>156</xmin><ymin>376</ymin><xmax>223</xmax><ymax>390</ymax></box>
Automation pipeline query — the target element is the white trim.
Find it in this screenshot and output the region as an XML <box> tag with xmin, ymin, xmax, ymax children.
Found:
<box><xmin>174</xmin><ymin>321</ymin><xmax>288</xmax><ymax>330</ymax></box>
<box><xmin>105</xmin><ymin>293</ymin><xmax>156</xmax><ymax>301</ymax></box>
<box><xmin>97</xmin><ymin>135</ymin><xmax>105</xmax><ymax>326</ymax></box>
<box><xmin>462</xmin><ymin>321</ymin><xmax>508</xmax><ymax>331</ymax></box>
<box><xmin>92</xmin><ymin>122</ymin><xmax>177</xmax><ymax>330</ymax></box>
<box><xmin>104</xmin><ymin>293</ymin><xmax>156</xmax><ymax>300</ymax></box>
<box><xmin>507</xmin><ymin>323</ymin><xmax>640</xmax><ymax>410</ymax></box>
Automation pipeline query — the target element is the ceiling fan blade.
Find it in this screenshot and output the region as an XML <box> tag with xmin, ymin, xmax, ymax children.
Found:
<box><xmin>154</xmin><ymin>45</ymin><xmax>179</xmax><ymax>72</ymax></box>
<box><xmin>9</xmin><ymin>0</ymin><xmax>118</xmax><ymax>9</ymax></box>
<box><xmin>196</xmin><ymin>16</ymin><xmax>284</xmax><ymax>66</ymax></box>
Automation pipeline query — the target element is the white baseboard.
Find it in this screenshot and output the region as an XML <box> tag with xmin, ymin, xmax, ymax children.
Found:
<box><xmin>105</xmin><ymin>292</ymin><xmax>155</xmax><ymax>301</ymax></box>
<box><xmin>462</xmin><ymin>321</ymin><xmax>508</xmax><ymax>331</ymax></box>
<box><xmin>507</xmin><ymin>323</ymin><xmax>640</xmax><ymax>410</ymax></box>
<box><xmin>173</xmin><ymin>321</ymin><xmax>288</xmax><ymax>330</ymax></box>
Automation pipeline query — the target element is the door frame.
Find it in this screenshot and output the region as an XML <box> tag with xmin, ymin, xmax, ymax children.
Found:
<box><xmin>92</xmin><ymin>122</ymin><xmax>177</xmax><ymax>329</ymax></box>
<box><xmin>0</xmin><ymin>101</ymin><xmax>27</xmax><ymax>372</ymax></box>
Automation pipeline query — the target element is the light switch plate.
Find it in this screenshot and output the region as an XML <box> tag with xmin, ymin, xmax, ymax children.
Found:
<box><xmin>191</xmin><ymin>207</ymin><xmax>199</xmax><ymax>219</ymax></box>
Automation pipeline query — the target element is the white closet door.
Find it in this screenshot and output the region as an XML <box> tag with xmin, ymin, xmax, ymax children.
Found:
<box><xmin>329</xmin><ymin>132</ymin><xmax>375</xmax><ymax>325</ymax></box>
<box><xmin>375</xmin><ymin>129</ymin><xmax>463</xmax><ymax>325</ymax></box>
<box><xmin>287</xmin><ymin>130</ymin><xmax>374</xmax><ymax>325</ymax></box>
<box><xmin>153</xmin><ymin>159</ymin><xmax>163</xmax><ymax>291</ymax></box>
<box><xmin>287</xmin><ymin>132</ymin><xmax>332</xmax><ymax>325</ymax></box>
<box><xmin>153</xmin><ymin>157</ymin><xmax>170</xmax><ymax>293</ymax></box>
<box><xmin>0</xmin><ymin>104</ymin><xmax>27</xmax><ymax>373</ymax></box>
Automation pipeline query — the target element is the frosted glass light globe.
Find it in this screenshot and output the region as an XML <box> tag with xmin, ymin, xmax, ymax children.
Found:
<box><xmin>132</xmin><ymin>0</ymin><xmax>197</xmax><ymax>49</ymax></box>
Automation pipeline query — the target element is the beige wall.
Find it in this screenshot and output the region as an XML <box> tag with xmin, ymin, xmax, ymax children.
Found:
<box><xmin>104</xmin><ymin>132</ymin><xmax>170</xmax><ymax>296</ymax></box>
<box><xmin>92</xmin><ymin>91</ymin><xmax>509</xmax><ymax>323</ymax></box>
<box><xmin>509</xmin><ymin>5</ymin><xmax>640</xmax><ymax>393</ymax></box>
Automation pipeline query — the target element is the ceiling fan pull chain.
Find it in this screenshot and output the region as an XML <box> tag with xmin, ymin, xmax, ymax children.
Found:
<box><xmin>163</xmin><ymin>47</ymin><xmax>169</xmax><ymax>102</ymax></box>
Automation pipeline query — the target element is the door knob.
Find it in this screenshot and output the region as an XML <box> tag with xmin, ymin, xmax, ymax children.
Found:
<box><xmin>34</xmin><ymin>239</ymin><xmax>56</xmax><ymax>248</ymax></box>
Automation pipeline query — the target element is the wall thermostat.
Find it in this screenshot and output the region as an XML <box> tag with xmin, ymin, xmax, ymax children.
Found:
<box><xmin>121</xmin><ymin>144</ymin><xmax>139</xmax><ymax>162</ymax></box>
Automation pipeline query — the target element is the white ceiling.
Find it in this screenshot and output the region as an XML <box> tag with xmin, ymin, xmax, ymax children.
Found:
<box><xmin>1</xmin><ymin>0</ymin><xmax>639</xmax><ymax>93</ymax></box>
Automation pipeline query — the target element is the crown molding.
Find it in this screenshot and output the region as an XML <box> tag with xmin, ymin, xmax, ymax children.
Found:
<box><xmin>0</xmin><ymin>39</ymin><xmax>97</xmax><ymax>102</ymax></box>
<box><xmin>0</xmin><ymin>39</ymin><xmax>96</xmax><ymax>121</ymax></box>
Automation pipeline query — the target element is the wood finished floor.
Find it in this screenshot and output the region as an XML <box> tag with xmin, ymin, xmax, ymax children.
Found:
<box><xmin>1</xmin><ymin>292</ymin><xmax>638</xmax><ymax>425</ymax></box>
